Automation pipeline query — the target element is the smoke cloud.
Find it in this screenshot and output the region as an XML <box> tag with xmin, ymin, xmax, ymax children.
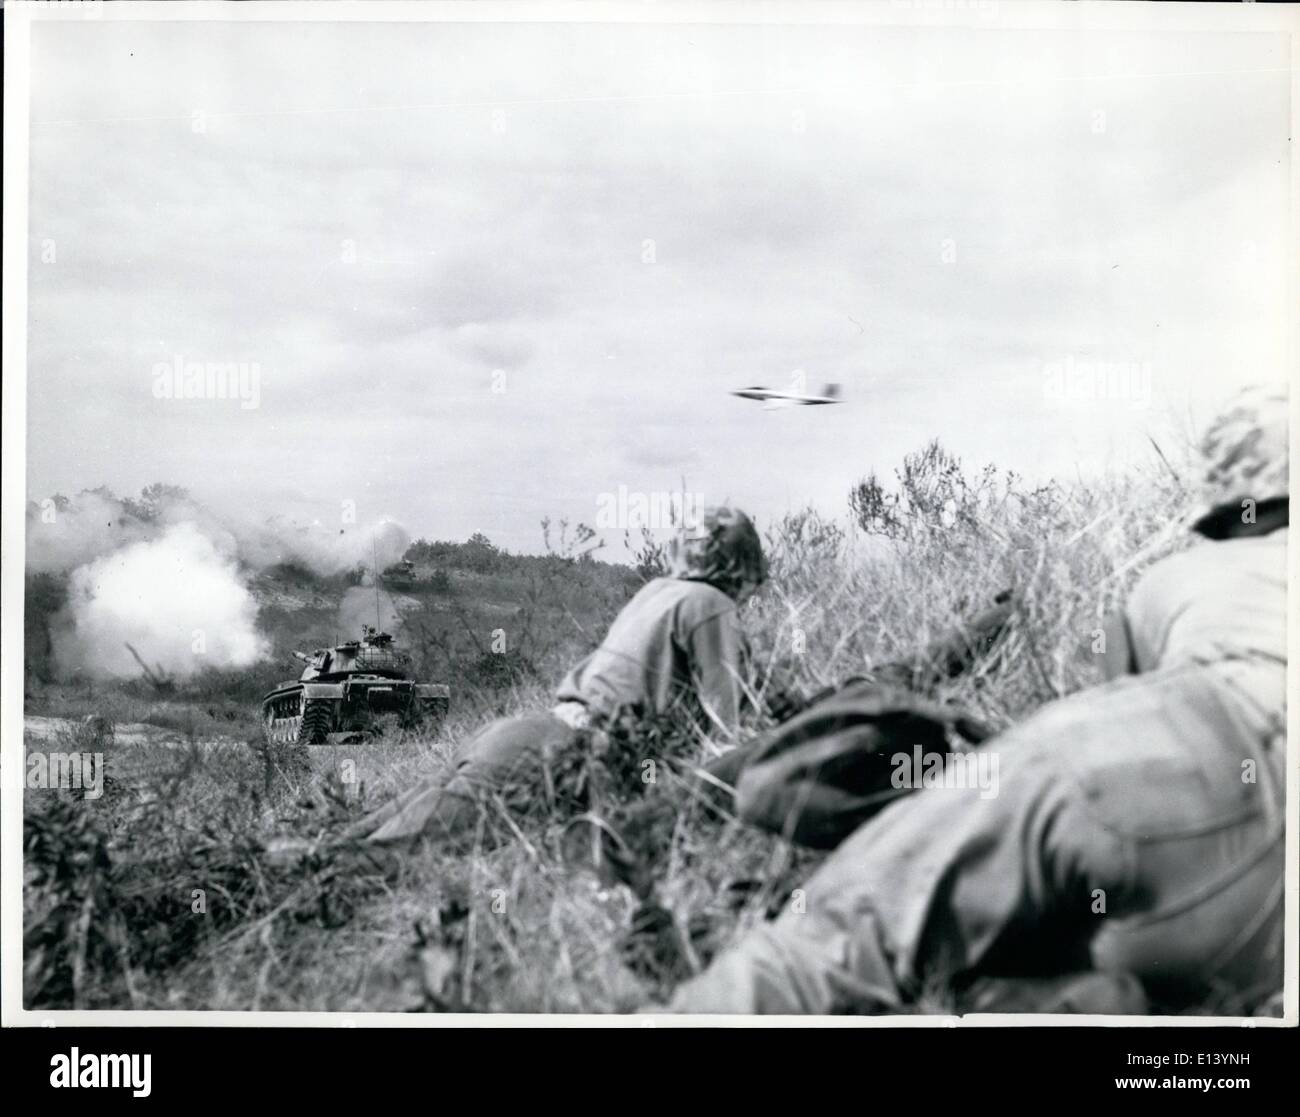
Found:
<box><xmin>27</xmin><ymin>490</ymin><xmax>410</xmax><ymax>578</ymax></box>
<box><xmin>52</xmin><ymin>522</ymin><xmax>268</xmax><ymax>679</ymax></box>
<box><xmin>239</xmin><ymin>516</ymin><xmax>411</xmax><ymax>576</ymax></box>
<box><xmin>336</xmin><ymin>585</ymin><xmax>406</xmax><ymax>639</ymax></box>
<box><xmin>28</xmin><ymin>488</ymin><xmax>414</xmax><ymax>681</ymax></box>
<box><xmin>26</xmin><ymin>491</ymin><xmax>163</xmax><ymax>574</ymax></box>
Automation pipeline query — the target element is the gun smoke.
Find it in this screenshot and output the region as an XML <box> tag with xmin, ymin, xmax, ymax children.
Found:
<box><xmin>28</xmin><ymin>488</ymin><xmax>411</xmax><ymax>681</ymax></box>
<box><xmin>51</xmin><ymin>523</ymin><xmax>267</xmax><ymax>680</ymax></box>
<box><xmin>337</xmin><ymin>585</ymin><xmax>406</xmax><ymax>639</ymax></box>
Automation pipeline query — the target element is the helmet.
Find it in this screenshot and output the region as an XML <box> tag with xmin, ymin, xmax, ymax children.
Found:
<box><xmin>1191</xmin><ymin>385</ymin><xmax>1289</xmax><ymax>537</ymax></box>
<box><xmin>668</xmin><ymin>506</ymin><xmax>766</xmax><ymax>599</ymax></box>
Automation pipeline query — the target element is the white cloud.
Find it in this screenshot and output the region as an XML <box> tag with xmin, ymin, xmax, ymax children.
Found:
<box><xmin>26</xmin><ymin>19</ymin><xmax>1290</xmax><ymax>555</ymax></box>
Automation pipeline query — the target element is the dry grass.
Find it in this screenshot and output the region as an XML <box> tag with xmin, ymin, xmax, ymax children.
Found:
<box><xmin>24</xmin><ymin>443</ymin><xmax>1202</xmax><ymax>1013</ymax></box>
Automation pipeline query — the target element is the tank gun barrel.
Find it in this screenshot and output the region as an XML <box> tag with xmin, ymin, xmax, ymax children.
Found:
<box><xmin>292</xmin><ymin>650</ymin><xmax>313</xmax><ymax>663</ymax></box>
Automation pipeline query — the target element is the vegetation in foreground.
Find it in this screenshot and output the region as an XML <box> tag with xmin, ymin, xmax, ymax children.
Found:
<box><xmin>26</xmin><ymin>442</ymin><xmax>1221</xmax><ymax>1013</ymax></box>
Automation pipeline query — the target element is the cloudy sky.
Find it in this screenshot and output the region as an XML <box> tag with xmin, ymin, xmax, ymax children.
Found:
<box><xmin>25</xmin><ymin>13</ymin><xmax>1291</xmax><ymax>556</ymax></box>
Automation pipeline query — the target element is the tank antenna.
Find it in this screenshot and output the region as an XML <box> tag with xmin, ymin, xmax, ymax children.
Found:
<box><xmin>373</xmin><ymin>535</ymin><xmax>382</xmax><ymax>633</ymax></box>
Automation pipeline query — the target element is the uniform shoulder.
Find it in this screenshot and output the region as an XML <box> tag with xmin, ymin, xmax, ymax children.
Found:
<box><xmin>1129</xmin><ymin>542</ymin><xmax>1210</xmax><ymax>603</ymax></box>
<box><xmin>670</xmin><ymin>578</ymin><xmax>738</xmax><ymax>626</ymax></box>
<box><xmin>1131</xmin><ymin>532</ymin><xmax>1285</xmax><ymax>608</ymax></box>
<box><xmin>1151</xmin><ymin>533</ymin><xmax>1283</xmax><ymax>576</ymax></box>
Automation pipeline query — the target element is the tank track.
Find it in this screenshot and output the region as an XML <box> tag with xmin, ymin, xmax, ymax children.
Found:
<box><xmin>298</xmin><ymin>700</ymin><xmax>332</xmax><ymax>744</ymax></box>
<box><xmin>263</xmin><ymin>694</ymin><xmax>334</xmax><ymax>745</ymax></box>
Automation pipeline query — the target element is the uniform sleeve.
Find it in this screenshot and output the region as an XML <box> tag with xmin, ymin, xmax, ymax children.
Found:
<box><xmin>683</xmin><ymin>607</ymin><xmax>749</xmax><ymax>736</ymax></box>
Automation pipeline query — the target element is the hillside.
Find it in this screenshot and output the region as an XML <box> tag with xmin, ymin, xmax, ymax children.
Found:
<box><xmin>25</xmin><ymin>528</ymin><xmax>645</xmax><ymax>725</ymax></box>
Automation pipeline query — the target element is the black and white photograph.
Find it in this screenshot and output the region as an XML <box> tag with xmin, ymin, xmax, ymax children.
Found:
<box><xmin>3</xmin><ymin>0</ymin><xmax>1296</xmax><ymax>1067</ymax></box>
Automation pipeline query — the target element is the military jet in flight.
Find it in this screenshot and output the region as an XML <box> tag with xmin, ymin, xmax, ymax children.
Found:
<box><xmin>731</xmin><ymin>382</ymin><xmax>843</xmax><ymax>409</ymax></box>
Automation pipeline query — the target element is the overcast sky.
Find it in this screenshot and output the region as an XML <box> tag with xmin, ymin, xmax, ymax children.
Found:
<box><xmin>25</xmin><ymin>16</ymin><xmax>1291</xmax><ymax>556</ymax></box>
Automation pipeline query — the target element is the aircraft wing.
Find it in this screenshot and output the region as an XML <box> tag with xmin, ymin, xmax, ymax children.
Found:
<box><xmin>762</xmin><ymin>397</ymin><xmax>799</xmax><ymax>410</ymax></box>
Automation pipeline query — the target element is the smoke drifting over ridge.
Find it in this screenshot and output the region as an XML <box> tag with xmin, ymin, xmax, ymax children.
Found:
<box><xmin>27</xmin><ymin>488</ymin><xmax>411</xmax><ymax>680</ymax></box>
<box><xmin>337</xmin><ymin>585</ymin><xmax>406</xmax><ymax>640</ymax></box>
<box><xmin>27</xmin><ymin>490</ymin><xmax>411</xmax><ymax>577</ymax></box>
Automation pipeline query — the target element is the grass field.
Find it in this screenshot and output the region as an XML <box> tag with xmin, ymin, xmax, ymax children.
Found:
<box><xmin>23</xmin><ymin>442</ymin><xmax>1204</xmax><ymax>1013</ymax></box>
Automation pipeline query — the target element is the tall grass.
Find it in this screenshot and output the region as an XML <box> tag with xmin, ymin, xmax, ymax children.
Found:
<box><xmin>24</xmin><ymin>444</ymin><xmax>1198</xmax><ymax>1012</ymax></box>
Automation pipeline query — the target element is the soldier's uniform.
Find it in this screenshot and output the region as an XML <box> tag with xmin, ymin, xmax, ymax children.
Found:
<box><xmin>554</xmin><ymin>575</ymin><xmax>751</xmax><ymax>735</ymax></box>
<box><xmin>666</xmin><ymin>388</ymin><xmax>1288</xmax><ymax>1015</ymax></box>
<box><xmin>350</xmin><ymin>508</ymin><xmax>765</xmax><ymax>846</ymax></box>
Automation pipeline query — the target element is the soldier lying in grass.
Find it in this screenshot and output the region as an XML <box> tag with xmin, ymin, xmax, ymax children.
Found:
<box><xmin>657</xmin><ymin>386</ymin><xmax>1288</xmax><ymax>1016</ymax></box>
<box><xmin>341</xmin><ymin>506</ymin><xmax>770</xmax><ymax>847</ymax></box>
<box><xmin>342</xmin><ymin>504</ymin><xmax>1013</xmax><ymax>861</ymax></box>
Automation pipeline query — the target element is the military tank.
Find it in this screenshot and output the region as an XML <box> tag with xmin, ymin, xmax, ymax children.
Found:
<box><xmin>380</xmin><ymin>558</ymin><xmax>419</xmax><ymax>591</ymax></box>
<box><xmin>261</xmin><ymin>626</ymin><xmax>450</xmax><ymax>744</ymax></box>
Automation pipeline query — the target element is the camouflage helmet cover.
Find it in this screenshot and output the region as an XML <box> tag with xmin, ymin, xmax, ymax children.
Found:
<box><xmin>668</xmin><ymin>506</ymin><xmax>767</xmax><ymax>597</ymax></box>
<box><xmin>1191</xmin><ymin>385</ymin><xmax>1289</xmax><ymax>535</ymax></box>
